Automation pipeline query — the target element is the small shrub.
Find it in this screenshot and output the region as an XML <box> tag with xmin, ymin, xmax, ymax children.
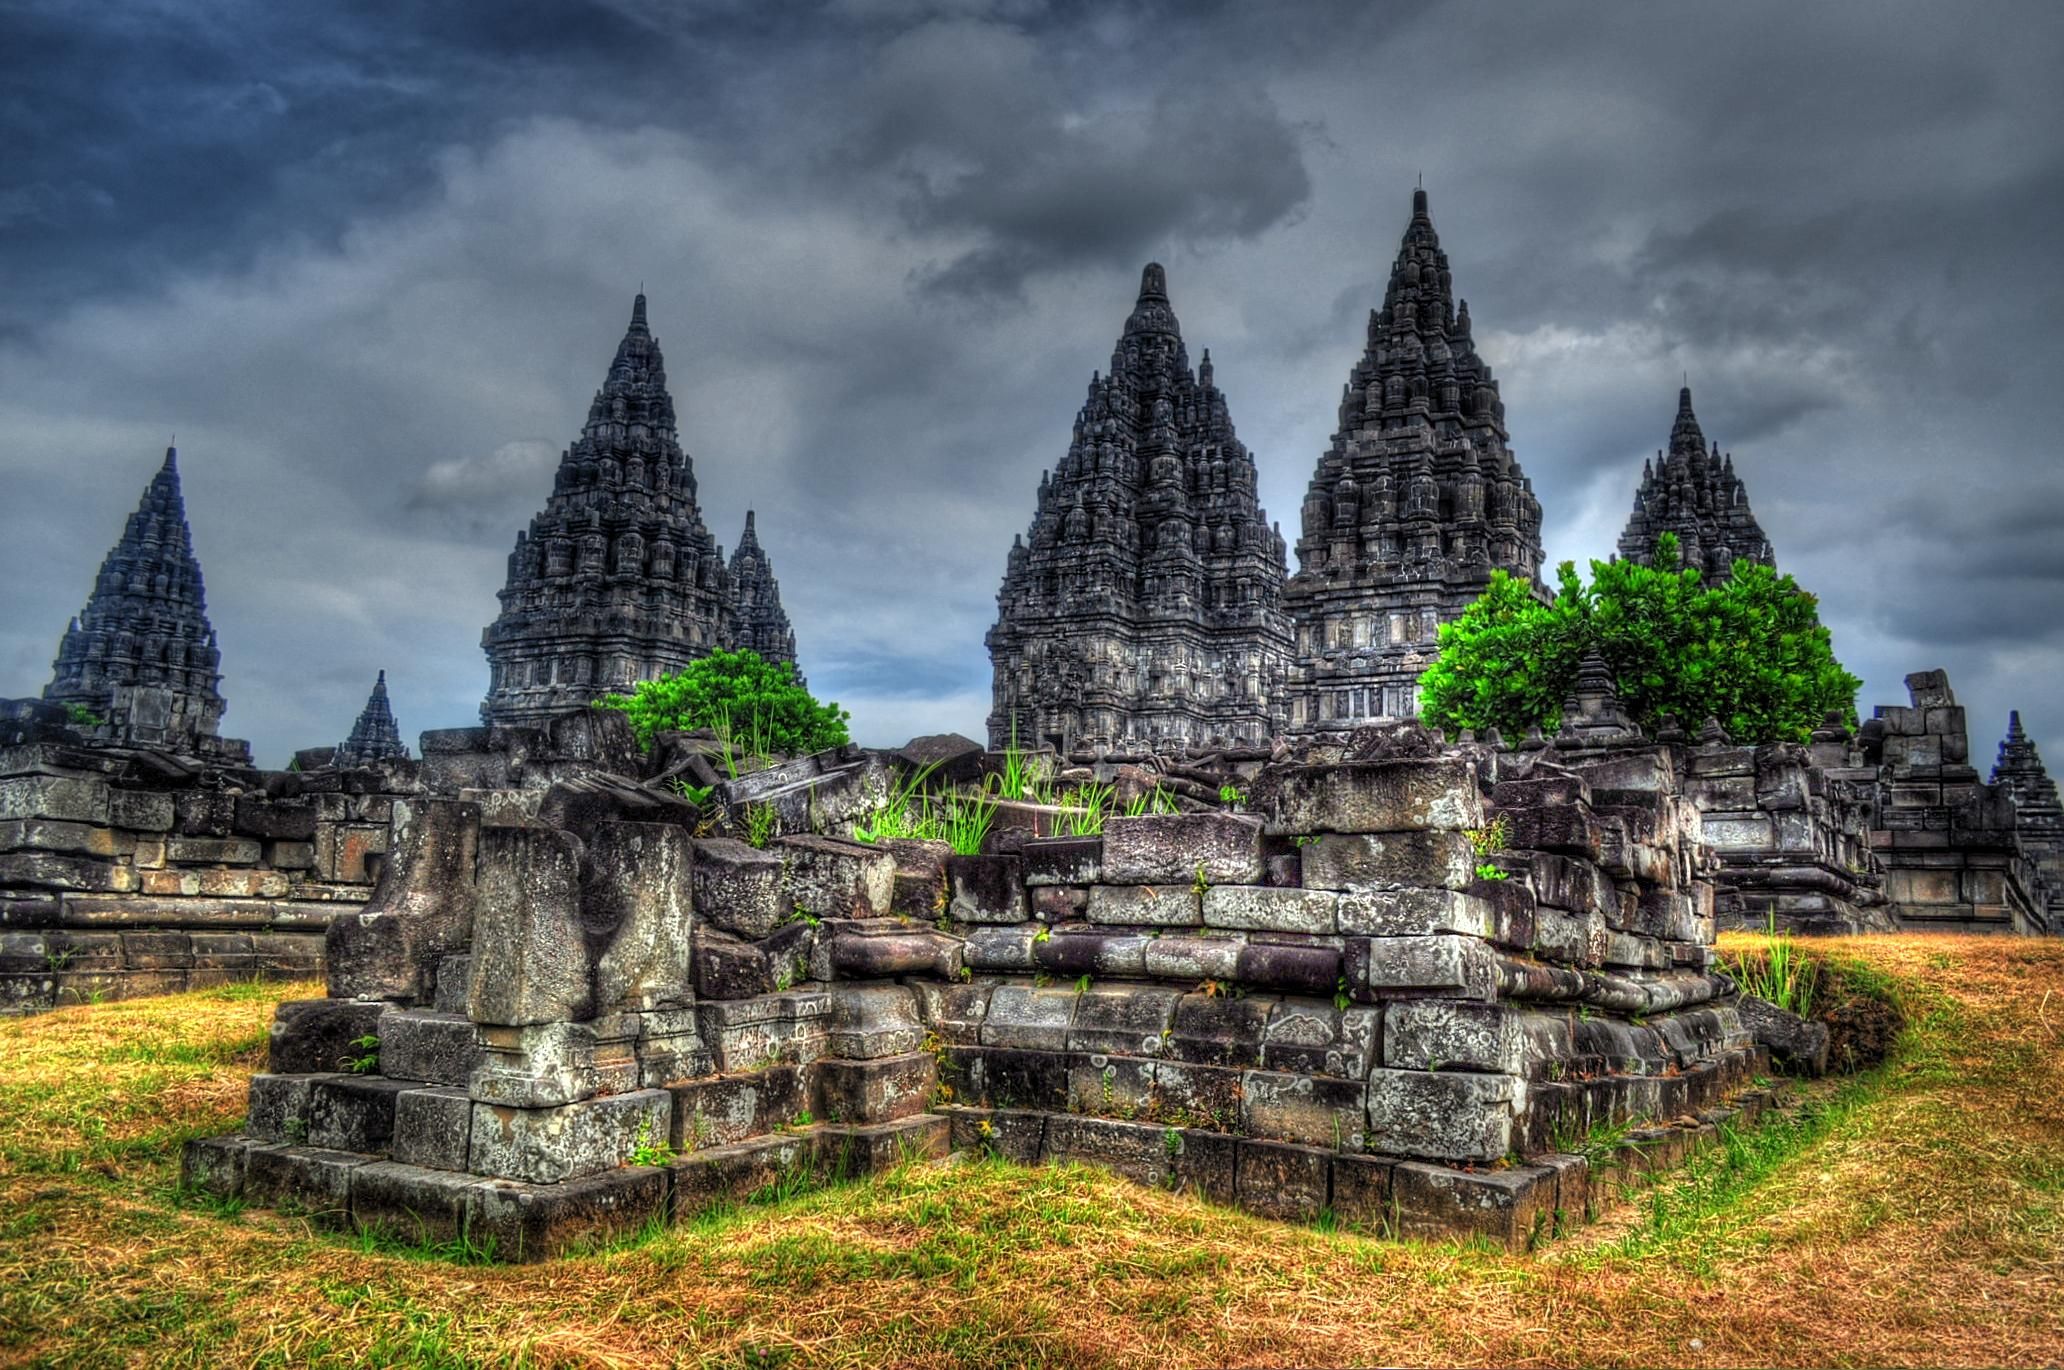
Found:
<box><xmin>341</xmin><ymin>1033</ymin><xmax>380</xmax><ymax>1074</ymax></box>
<box><xmin>742</xmin><ymin>802</ymin><xmax>779</xmax><ymax>850</ymax></box>
<box><xmin>597</xmin><ymin>648</ymin><xmax>849</xmax><ymax>755</ymax></box>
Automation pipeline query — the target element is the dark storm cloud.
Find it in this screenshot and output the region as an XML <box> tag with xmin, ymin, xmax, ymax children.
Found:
<box><xmin>1</xmin><ymin>0</ymin><xmax>2060</xmax><ymax>768</ymax></box>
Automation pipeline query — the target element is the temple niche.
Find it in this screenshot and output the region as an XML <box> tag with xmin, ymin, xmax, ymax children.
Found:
<box><xmin>42</xmin><ymin>447</ymin><xmax>250</xmax><ymax>764</ymax></box>
<box><xmin>1617</xmin><ymin>386</ymin><xmax>1775</xmax><ymax>579</ymax></box>
<box><xmin>480</xmin><ymin>295</ymin><xmax>797</xmax><ymax>726</ymax></box>
<box><xmin>1281</xmin><ymin>190</ymin><xmax>1546</xmax><ymax>733</ymax></box>
<box><xmin>985</xmin><ymin>264</ymin><xmax>1293</xmax><ymax>753</ymax></box>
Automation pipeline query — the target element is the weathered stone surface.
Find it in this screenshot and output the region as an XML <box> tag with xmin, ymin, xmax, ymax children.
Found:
<box><xmin>585</xmin><ymin>821</ymin><xmax>696</xmax><ymax>1014</ymax></box>
<box><xmin>946</xmin><ymin>854</ymin><xmax>1028</xmax><ymax>923</ymax></box>
<box><xmin>468</xmin><ymin>826</ymin><xmax>588</xmax><ymax>1026</ymax></box>
<box><xmin>948</xmin><ymin>1106</ymin><xmax>1048</xmax><ymax>1165</ymax></box>
<box><xmin>470</xmin><ymin>1016</ymin><xmax>639</xmax><ymax>1108</ymax></box>
<box><xmin>391</xmin><ymin>1086</ymin><xmax>474</xmax><ymax>1171</ymax></box>
<box><xmin>1044</xmin><ymin>1114</ymin><xmax>1183</xmax><ymax>1189</ymax></box>
<box><xmin>244</xmin><ymin>1146</ymin><xmax>370</xmax><ymax>1225</ymax></box>
<box><xmin>1235</xmin><ymin>1139</ymin><xmax>1332</xmax><ymax>1221</ymax></box>
<box><xmin>1032</xmin><ymin>929</ymin><xmax>1148</xmax><ymax>980</ymax></box>
<box><xmin>1366</xmin><ymin>1068</ymin><xmax>1526</xmax><ymax>1162</ymax></box>
<box><xmin>809</xmin><ymin>1114</ymin><xmax>950</xmax><ymax>1177</ymax></box>
<box><xmin>696</xmin><ymin>991</ymin><xmax>831</xmax><ymax>1071</ymax></box>
<box><xmin>828</xmin><ymin>926</ymin><xmax>961</xmax><ymax>980</ymax></box>
<box><xmin>307</xmin><ymin>1075</ymin><xmax>412</xmax><ymax>1152</ymax></box>
<box><xmin>349</xmin><ymin>1160</ymin><xmax>485</xmax><ymax>1246</ymax></box>
<box><xmin>467</xmin><ymin>1166</ymin><xmax>669</xmax><ymax>1262</ymax></box>
<box><xmin>1734</xmin><ymin>994</ymin><xmax>1830</xmax><ymax>1076</ymax></box>
<box><xmin>467</xmin><ymin>1089</ymin><xmax>671</xmax><ymax>1184</ymax></box>
<box><xmin>828</xmin><ymin>983</ymin><xmax>925</xmax><ymax>1059</ymax></box>
<box><xmin>1202</xmin><ymin>884</ymin><xmax>1340</xmax><ymax>934</ymax></box>
<box><xmin>269</xmin><ymin>999</ymin><xmax>386</xmax><ymax>1075</ymax></box>
<box><xmin>691</xmin><ymin>838</ymin><xmax>788</xmax><ymax>939</ymax></box>
<box><xmin>1260</xmin><ymin>998</ymin><xmax>1380</xmax><ymax>1079</ymax></box>
<box><xmin>1300</xmin><ymin>831</ymin><xmax>1476</xmax><ymax>892</ymax></box>
<box><xmin>1166</xmin><ymin>992</ymin><xmax>1275</xmax><ymax>1068</ymax></box>
<box><xmin>181</xmin><ymin>1134</ymin><xmax>260</xmax><ymax>1198</ymax></box>
<box><xmin>1020</xmin><ymin>836</ymin><xmax>1102</xmax><ymax>887</ymax></box>
<box><xmin>815</xmin><ymin>1052</ymin><xmax>936</xmax><ymax>1125</ymax></box>
<box><xmin>981</xmin><ymin>984</ymin><xmax>1078</xmax><ymax>1051</ymax></box>
<box><xmin>1141</xmin><ymin>932</ymin><xmax>1244</xmax><ymax>982</ymax></box>
<box><xmin>1390</xmin><ymin>1159</ymin><xmax>1554</xmax><ymax>1248</ymax></box>
<box><xmin>1242</xmin><ymin>1071</ymin><xmax>1366</xmax><ymax>1149</ymax></box>
<box><xmin>1103</xmin><ymin>813</ymin><xmax>1264</xmax><ymax>885</ymax></box>
<box><xmin>668</xmin><ymin>1134</ymin><xmax>812</xmax><ymax>1217</ymax></box>
<box><xmin>247</xmin><ymin>1072</ymin><xmax>324</xmax><ymax>1144</ymax></box>
<box><xmin>693</xmin><ymin>923</ymin><xmax>815</xmax><ymax>1001</ymax></box>
<box><xmin>1068</xmin><ymin>984</ymin><xmax>1182</xmax><ymax>1057</ymax></box>
<box><xmin>1267</xmin><ymin>759</ymin><xmax>1484</xmax><ymax>835</ymax></box>
<box><xmin>1383</xmin><ymin>1000</ymin><xmax>1574</xmax><ymax>1077</ymax></box>
<box><xmin>670</xmin><ymin>1065</ymin><xmax>808</xmax><ymax>1149</ymax></box>
<box><xmin>1329</xmin><ymin>1153</ymin><xmax>1395</xmax><ymax>1228</ymax></box>
<box><xmin>377</xmin><ymin>1010</ymin><xmax>482</xmax><ymax>1086</ymax></box>
<box><xmin>1086</xmin><ymin>882</ymin><xmax>1201</xmax><ymax>927</ymax></box>
<box><xmin>1337</xmin><ymin>886</ymin><xmax>1494</xmax><ymax>937</ymax></box>
<box><xmin>776</xmin><ymin>835</ymin><xmax>895</xmax><ymax>919</ymax></box>
<box><xmin>1347</xmin><ymin>934</ymin><xmax>1497</xmax><ymax>1002</ymax></box>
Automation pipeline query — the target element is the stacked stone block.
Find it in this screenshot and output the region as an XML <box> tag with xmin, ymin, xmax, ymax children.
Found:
<box><xmin>0</xmin><ymin>739</ymin><xmax>414</xmax><ymax>1010</ymax></box>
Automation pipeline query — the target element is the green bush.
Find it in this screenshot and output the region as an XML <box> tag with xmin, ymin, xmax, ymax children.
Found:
<box><xmin>1419</xmin><ymin>534</ymin><xmax>1861</xmax><ymax>744</ymax></box>
<box><xmin>597</xmin><ymin>649</ymin><xmax>850</xmax><ymax>756</ymax></box>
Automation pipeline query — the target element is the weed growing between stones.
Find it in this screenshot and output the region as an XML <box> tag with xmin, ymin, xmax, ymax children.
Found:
<box><xmin>1720</xmin><ymin>912</ymin><xmax>1819</xmax><ymax>1016</ymax></box>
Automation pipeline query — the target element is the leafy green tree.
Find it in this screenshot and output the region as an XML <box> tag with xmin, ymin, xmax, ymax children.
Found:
<box><xmin>1419</xmin><ymin>534</ymin><xmax>1860</xmax><ymax>744</ymax></box>
<box><xmin>597</xmin><ymin>649</ymin><xmax>850</xmax><ymax>755</ymax></box>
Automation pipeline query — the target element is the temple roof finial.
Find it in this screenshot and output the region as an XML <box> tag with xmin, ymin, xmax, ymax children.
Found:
<box><xmin>630</xmin><ymin>291</ymin><xmax>648</xmax><ymax>331</ymax></box>
<box><xmin>1138</xmin><ymin>262</ymin><xmax>1168</xmax><ymax>303</ymax></box>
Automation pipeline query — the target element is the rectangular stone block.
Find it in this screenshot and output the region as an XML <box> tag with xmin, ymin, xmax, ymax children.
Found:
<box><xmin>1044</xmin><ymin>1114</ymin><xmax>1182</xmax><ymax>1189</ymax></box>
<box><xmin>693</xmin><ymin>923</ymin><xmax>815</xmax><ymax>1001</ymax></box>
<box><xmin>1242</xmin><ymin>1070</ymin><xmax>1367</xmax><ymax>1150</ymax></box>
<box><xmin>775</xmin><ymin>835</ymin><xmax>895</xmax><ymax>918</ymax></box>
<box><xmin>468</xmin><ymin>826</ymin><xmax>590</xmax><ymax>1026</ymax></box>
<box><xmin>1102</xmin><ymin>813</ymin><xmax>1263</xmax><ymax>885</ymax></box>
<box><xmin>181</xmin><ymin>1134</ymin><xmax>260</xmax><ymax>1198</ymax></box>
<box><xmin>470</xmin><ymin>1016</ymin><xmax>640</xmax><ymax>1108</ymax></box>
<box><xmin>1066</xmin><ymin>1053</ymin><xmax>1157</xmax><ymax>1116</ymax></box>
<box><xmin>1346</xmin><ymin>934</ymin><xmax>1496</xmax><ymax>1002</ymax></box>
<box><xmin>691</xmin><ymin>838</ymin><xmax>788</xmax><ymax>939</ymax></box>
<box><xmin>166</xmin><ymin>836</ymin><xmax>263</xmax><ymax>865</ymax></box>
<box><xmin>1366</xmin><ymin>1069</ymin><xmax>1526</xmax><ymax>1162</ymax></box>
<box><xmin>696</xmin><ymin>991</ymin><xmax>831</xmax><ymax>1072</ymax></box>
<box><xmin>467</xmin><ymin>1089</ymin><xmax>671</xmax><ymax>1184</ymax></box>
<box><xmin>671</xmin><ymin>1064</ymin><xmax>809</xmax><ymax>1150</ymax></box>
<box><xmin>1261</xmin><ymin>998</ymin><xmax>1380</xmax><ymax>1079</ymax></box>
<box><xmin>1390</xmin><ymin>1159</ymin><xmax>1554</xmax><ymax>1248</ymax></box>
<box><xmin>390</xmin><ymin>1085</ymin><xmax>473</xmax><ymax>1171</ymax></box>
<box><xmin>1202</xmin><ymin>884</ymin><xmax>1340</xmax><ymax>934</ymax></box>
<box><xmin>668</xmin><ymin>1133</ymin><xmax>813</xmax><ymax>1217</ymax></box>
<box><xmin>1067</xmin><ymin>984</ymin><xmax>1182</xmax><ymax>1057</ymax></box>
<box><xmin>1266</xmin><ymin>760</ymin><xmax>1483</xmax><ymax>835</ymax></box>
<box><xmin>1384</xmin><ymin>1000</ymin><xmax>1574</xmax><ymax>1077</ymax></box>
<box><xmin>948</xmin><ymin>1106</ymin><xmax>1047</xmax><ymax>1165</ymax></box>
<box><xmin>809</xmin><ymin>1113</ymin><xmax>950</xmax><ymax>1179</ymax></box>
<box><xmin>909</xmin><ymin>980</ymin><xmax>993</xmax><ymax>1046</ymax></box>
<box><xmin>1338</xmin><ymin>887</ymin><xmax>1494</xmax><ymax>936</ymax></box>
<box><xmin>377</xmin><ymin>1010</ymin><xmax>483</xmax><ymax>1087</ymax></box>
<box><xmin>1020</xmin><ymin>836</ymin><xmax>1102</xmax><ymax>886</ymax></box>
<box><xmin>980</xmin><ymin>984</ymin><xmax>1078</xmax><ymax>1051</ymax></box>
<box><xmin>1086</xmin><ymin>882</ymin><xmax>1201</xmax><ymax>927</ymax></box>
<box><xmin>946</xmin><ymin>854</ymin><xmax>1028</xmax><ymax>923</ymax></box>
<box><xmin>467</xmin><ymin>1166</ymin><xmax>669</xmax><ymax>1262</ymax></box>
<box><xmin>1300</xmin><ymin>831</ymin><xmax>1476</xmax><ymax>892</ymax></box>
<box><xmin>107</xmin><ymin>788</ymin><xmax>174</xmax><ymax>832</ymax></box>
<box><xmin>1329</xmin><ymin>1153</ymin><xmax>1395</xmax><ymax>1230</ymax></box>
<box><xmin>244</xmin><ymin>1145</ymin><xmax>370</xmax><ymax>1225</ymax></box>
<box><xmin>829</xmin><ymin>982</ymin><xmax>925</xmax><ymax>1058</ymax></box>
<box><xmin>0</xmin><ymin>818</ymin><xmax>121</xmax><ymax>856</ymax></box>
<box><xmin>814</xmin><ymin>1052</ymin><xmax>936</xmax><ymax>1125</ymax></box>
<box><xmin>349</xmin><ymin>1160</ymin><xmax>486</xmax><ymax>1247</ymax></box>
<box><xmin>1166</xmin><ymin>992</ymin><xmax>1275</xmax><ymax>1068</ymax></box>
<box><xmin>1033</xmin><ymin>929</ymin><xmax>1149</xmax><ymax>980</ymax></box>
<box><xmin>1235</xmin><ymin>1138</ymin><xmax>1332</xmax><ymax>1220</ymax></box>
<box><xmin>0</xmin><ymin>774</ymin><xmax>110</xmax><ymax>824</ymax></box>
<box><xmin>247</xmin><ymin>1072</ymin><xmax>326</xmax><ymax>1143</ymax></box>
<box><xmin>235</xmin><ymin>797</ymin><xmax>318</xmax><ymax>841</ymax></box>
<box><xmin>307</xmin><ymin>1075</ymin><xmax>413</xmax><ymax>1152</ymax></box>
<box><xmin>1141</xmin><ymin>932</ymin><xmax>1244</xmax><ymax>982</ymax></box>
<box><xmin>269</xmin><ymin>999</ymin><xmax>387</xmax><ymax>1075</ymax></box>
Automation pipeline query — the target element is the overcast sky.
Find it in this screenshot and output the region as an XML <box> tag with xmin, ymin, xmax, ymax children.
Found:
<box><xmin>3</xmin><ymin>0</ymin><xmax>2060</xmax><ymax>770</ymax></box>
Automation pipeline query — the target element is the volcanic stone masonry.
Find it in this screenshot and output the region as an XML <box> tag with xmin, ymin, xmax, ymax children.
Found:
<box><xmin>987</xmin><ymin>264</ymin><xmax>1294</xmax><ymax>753</ymax></box>
<box><xmin>1616</xmin><ymin>386</ymin><xmax>1775</xmax><ymax>580</ymax></box>
<box><xmin>1280</xmin><ymin>189</ymin><xmax>1547</xmax><ymax>730</ymax></box>
<box><xmin>42</xmin><ymin>447</ymin><xmax>249</xmax><ymax>765</ymax></box>
<box><xmin>479</xmin><ymin>294</ymin><xmax>798</xmax><ymax>727</ymax></box>
<box><xmin>185</xmin><ymin>703</ymin><xmax>1795</xmax><ymax>1258</ymax></box>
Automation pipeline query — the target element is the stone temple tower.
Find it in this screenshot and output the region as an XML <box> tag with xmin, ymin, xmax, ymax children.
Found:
<box><xmin>986</xmin><ymin>263</ymin><xmax>1293</xmax><ymax>752</ymax></box>
<box><xmin>1282</xmin><ymin>189</ymin><xmax>1546</xmax><ymax>730</ymax></box>
<box><xmin>336</xmin><ymin>670</ymin><xmax>408</xmax><ymax>766</ymax></box>
<box><xmin>1993</xmin><ymin>711</ymin><xmax>2064</xmax><ymax>929</ymax></box>
<box><xmin>1617</xmin><ymin>385</ymin><xmax>1775</xmax><ymax>579</ymax></box>
<box><xmin>481</xmin><ymin>294</ymin><xmax>738</xmax><ymax>726</ymax></box>
<box><xmin>44</xmin><ymin>447</ymin><xmax>246</xmax><ymax>761</ymax></box>
<box><xmin>726</xmin><ymin>511</ymin><xmax>799</xmax><ymax>679</ymax></box>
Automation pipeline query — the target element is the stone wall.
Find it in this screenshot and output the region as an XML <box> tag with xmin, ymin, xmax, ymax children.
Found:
<box><xmin>186</xmin><ymin>730</ymin><xmax>1778</xmax><ymax>1258</ymax></box>
<box><xmin>0</xmin><ymin>739</ymin><xmax>414</xmax><ymax>1011</ymax></box>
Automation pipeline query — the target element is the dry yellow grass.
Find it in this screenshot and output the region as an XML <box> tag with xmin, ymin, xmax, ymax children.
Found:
<box><xmin>2</xmin><ymin>937</ymin><xmax>2061</xmax><ymax>1368</ymax></box>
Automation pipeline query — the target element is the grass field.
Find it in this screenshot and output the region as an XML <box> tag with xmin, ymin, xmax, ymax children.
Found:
<box><xmin>2</xmin><ymin>934</ymin><xmax>2061</xmax><ymax>1368</ymax></box>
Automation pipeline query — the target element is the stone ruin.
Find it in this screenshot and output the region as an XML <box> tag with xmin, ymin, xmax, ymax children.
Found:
<box><xmin>181</xmin><ymin>711</ymin><xmax>1786</xmax><ymax>1259</ymax></box>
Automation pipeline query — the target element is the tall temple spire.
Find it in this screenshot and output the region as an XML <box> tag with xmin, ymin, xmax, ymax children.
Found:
<box><xmin>43</xmin><ymin>447</ymin><xmax>243</xmax><ymax>759</ymax></box>
<box><xmin>1993</xmin><ymin>711</ymin><xmax>2064</xmax><ymax>928</ymax></box>
<box><xmin>480</xmin><ymin>293</ymin><xmax>743</xmax><ymax>725</ymax></box>
<box><xmin>986</xmin><ymin>261</ymin><xmax>1292</xmax><ymax>752</ymax></box>
<box><xmin>1617</xmin><ymin>383</ymin><xmax>1775</xmax><ymax>579</ymax></box>
<box><xmin>727</xmin><ymin>509</ymin><xmax>800</xmax><ymax>678</ymax></box>
<box><xmin>336</xmin><ymin>669</ymin><xmax>408</xmax><ymax>766</ymax></box>
<box><xmin>1281</xmin><ymin>187</ymin><xmax>1545</xmax><ymax>731</ymax></box>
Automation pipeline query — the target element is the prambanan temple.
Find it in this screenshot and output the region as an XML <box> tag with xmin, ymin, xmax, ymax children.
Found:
<box><xmin>4</xmin><ymin>187</ymin><xmax>2061</xmax><ymax>1038</ymax></box>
